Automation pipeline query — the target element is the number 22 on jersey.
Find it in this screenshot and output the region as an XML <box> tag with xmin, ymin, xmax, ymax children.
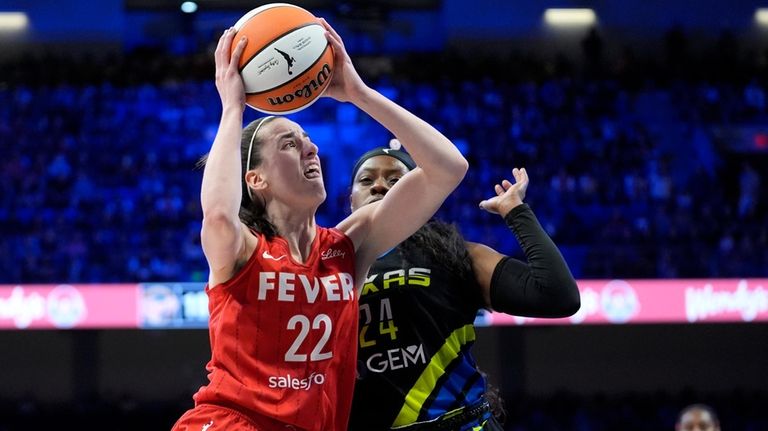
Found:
<box><xmin>285</xmin><ymin>314</ymin><xmax>333</xmax><ymax>362</ymax></box>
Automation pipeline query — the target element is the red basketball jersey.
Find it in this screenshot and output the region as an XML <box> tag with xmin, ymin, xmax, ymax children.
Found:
<box><xmin>193</xmin><ymin>227</ymin><xmax>357</xmax><ymax>431</ymax></box>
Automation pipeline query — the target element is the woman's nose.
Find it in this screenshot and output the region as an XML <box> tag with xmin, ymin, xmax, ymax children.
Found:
<box><xmin>303</xmin><ymin>139</ymin><xmax>318</xmax><ymax>157</ymax></box>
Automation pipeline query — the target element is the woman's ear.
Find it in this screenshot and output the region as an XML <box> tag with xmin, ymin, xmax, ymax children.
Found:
<box><xmin>245</xmin><ymin>170</ymin><xmax>268</xmax><ymax>191</ymax></box>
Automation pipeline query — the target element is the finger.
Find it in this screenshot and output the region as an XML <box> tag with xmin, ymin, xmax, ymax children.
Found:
<box><xmin>230</xmin><ymin>35</ymin><xmax>248</xmax><ymax>67</ymax></box>
<box><xmin>494</xmin><ymin>184</ymin><xmax>504</xmax><ymax>196</ymax></box>
<box><xmin>214</xmin><ymin>28</ymin><xmax>231</xmax><ymax>63</ymax></box>
<box><xmin>220</xmin><ymin>27</ymin><xmax>236</xmax><ymax>62</ymax></box>
<box><xmin>318</xmin><ymin>17</ymin><xmax>344</xmax><ymax>47</ymax></box>
<box><xmin>515</xmin><ymin>167</ymin><xmax>526</xmax><ymax>183</ymax></box>
<box><xmin>479</xmin><ymin>199</ymin><xmax>499</xmax><ymax>214</ymax></box>
<box><xmin>324</xmin><ymin>28</ymin><xmax>343</xmax><ymax>54</ymax></box>
<box><xmin>519</xmin><ymin>168</ymin><xmax>530</xmax><ymax>189</ymax></box>
<box><xmin>501</xmin><ymin>179</ymin><xmax>513</xmax><ymax>189</ymax></box>
<box><xmin>515</xmin><ymin>168</ymin><xmax>527</xmax><ymax>185</ymax></box>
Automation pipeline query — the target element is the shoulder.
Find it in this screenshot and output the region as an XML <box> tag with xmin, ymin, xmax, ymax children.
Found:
<box><xmin>321</xmin><ymin>226</ymin><xmax>355</xmax><ymax>251</ymax></box>
<box><xmin>466</xmin><ymin>241</ymin><xmax>494</xmax><ymax>256</ymax></box>
<box><xmin>336</xmin><ymin>203</ymin><xmax>376</xmax><ymax>234</ymax></box>
<box><xmin>466</xmin><ymin>241</ymin><xmax>505</xmax><ymax>267</ymax></box>
<box><xmin>336</xmin><ymin>202</ymin><xmax>378</xmax><ymax>252</ymax></box>
<box><xmin>322</xmin><ymin>225</ymin><xmax>348</xmax><ymax>240</ymax></box>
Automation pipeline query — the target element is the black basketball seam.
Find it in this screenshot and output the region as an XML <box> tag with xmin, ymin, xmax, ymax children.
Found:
<box><xmin>245</xmin><ymin>43</ymin><xmax>332</xmax><ymax>96</ymax></box>
<box><xmin>239</xmin><ymin>22</ymin><xmax>327</xmax><ymax>89</ymax></box>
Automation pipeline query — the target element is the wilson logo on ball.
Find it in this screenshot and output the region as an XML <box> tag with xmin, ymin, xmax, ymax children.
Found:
<box><xmin>267</xmin><ymin>63</ymin><xmax>331</xmax><ymax>106</ymax></box>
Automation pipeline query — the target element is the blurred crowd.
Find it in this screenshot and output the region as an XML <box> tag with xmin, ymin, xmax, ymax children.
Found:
<box><xmin>1</xmin><ymin>36</ymin><xmax>767</xmax><ymax>284</ymax></box>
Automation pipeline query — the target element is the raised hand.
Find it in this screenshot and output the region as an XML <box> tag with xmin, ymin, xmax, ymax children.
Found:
<box><xmin>214</xmin><ymin>27</ymin><xmax>247</xmax><ymax>110</ymax></box>
<box><xmin>317</xmin><ymin>17</ymin><xmax>367</xmax><ymax>103</ymax></box>
<box><xmin>478</xmin><ymin>167</ymin><xmax>530</xmax><ymax>216</ymax></box>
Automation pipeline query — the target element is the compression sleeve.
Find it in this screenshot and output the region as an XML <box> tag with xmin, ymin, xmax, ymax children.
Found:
<box><xmin>489</xmin><ymin>204</ymin><xmax>580</xmax><ymax>318</ymax></box>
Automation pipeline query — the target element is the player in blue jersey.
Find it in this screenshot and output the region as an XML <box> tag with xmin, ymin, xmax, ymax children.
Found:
<box><xmin>347</xmin><ymin>144</ymin><xmax>581</xmax><ymax>430</ymax></box>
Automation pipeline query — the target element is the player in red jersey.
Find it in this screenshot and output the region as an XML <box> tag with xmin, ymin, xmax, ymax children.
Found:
<box><xmin>170</xmin><ymin>19</ymin><xmax>468</xmax><ymax>431</ymax></box>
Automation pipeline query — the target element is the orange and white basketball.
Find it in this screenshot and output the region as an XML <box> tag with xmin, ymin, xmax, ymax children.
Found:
<box><xmin>232</xmin><ymin>3</ymin><xmax>334</xmax><ymax>114</ymax></box>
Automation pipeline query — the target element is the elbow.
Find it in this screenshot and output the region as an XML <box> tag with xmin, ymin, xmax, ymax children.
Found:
<box><xmin>532</xmin><ymin>277</ymin><xmax>581</xmax><ymax>318</ymax></box>
<box><xmin>455</xmin><ymin>156</ymin><xmax>469</xmax><ymax>181</ymax></box>
<box><xmin>564</xmin><ymin>292</ymin><xmax>581</xmax><ymax>317</ymax></box>
<box><xmin>445</xmin><ymin>155</ymin><xmax>469</xmax><ymax>188</ymax></box>
<box><xmin>557</xmin><ymin>279</ymin><xmax>582</xmax><ymax>317</ymax></box>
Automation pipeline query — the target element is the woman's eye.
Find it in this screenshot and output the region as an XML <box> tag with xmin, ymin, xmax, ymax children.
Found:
<box><xmin>389</xmin><ymin>177</ymin><xmax>400</xmax><ymax>185</ymax></box>
<box><xmin>284</xmin><ymin>141</ymin><xmax>297</xmax><ymax>149</ymax></box>
<box><xmin>359</xmin><ymin>178</ymin><xmax>372</xmax><ymax>185</ymax></box>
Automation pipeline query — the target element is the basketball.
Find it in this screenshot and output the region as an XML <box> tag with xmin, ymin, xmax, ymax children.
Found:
<box><xmin>232</xmin><ymin>3</ymin><xmax>334</xmax><ymax>115</ymax></box>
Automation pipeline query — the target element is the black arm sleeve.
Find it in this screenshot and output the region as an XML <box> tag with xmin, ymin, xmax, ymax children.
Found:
<box><xmin>489</xmin><ymin>204</ymin><xmax>580</xmax><ymax>318</ymax></box>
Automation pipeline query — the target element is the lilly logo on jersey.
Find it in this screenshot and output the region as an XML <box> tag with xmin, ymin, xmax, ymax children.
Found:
<box><xmin>320</xmin><ymin>248</ymin><xmax>346</xmax><ymax>260</ymax></box>
<box><xmin>268</xmin><ymin>372</ymin><xmax>326</xmax><ymax>391</ymax></box>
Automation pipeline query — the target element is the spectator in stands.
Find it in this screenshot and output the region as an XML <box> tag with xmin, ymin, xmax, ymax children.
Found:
<box><xmin>676</xmin><ymin>403</ymin><xmax>721</xmax><ymax>431</ymax></box>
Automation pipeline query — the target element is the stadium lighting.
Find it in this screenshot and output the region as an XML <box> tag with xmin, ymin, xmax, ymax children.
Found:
<box><xmin>756</xmin><ymin>8</ymin><xmax>768</xmax><ymax>26</ymax></box>
<box><xmin>180</xmin><ymin>1</ymin><xmax>198</xmax><ymax>14</ymax></box>
<box><xmin>0</xmin><ymin>12</ymin><xmax>28</xmax><ymax>31</ymax></box>
<box><xmin>544</xmin><ymin>8</ymin><xmax>597</xmax><ymax>27</ymax></box>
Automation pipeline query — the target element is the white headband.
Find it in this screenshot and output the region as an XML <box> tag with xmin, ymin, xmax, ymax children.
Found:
<box><xmin>245</xmin><ymin>116</ymin><xmax>275</xmax><ymax>201</ymax></box>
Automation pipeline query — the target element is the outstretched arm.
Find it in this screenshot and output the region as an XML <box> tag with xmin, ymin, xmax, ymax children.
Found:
<box><xmin>200</xmin><ymin>28</ymin><xmax>252</xmax><ymax>286</ymax></box>
<box><xmin>472</xmin><ymin>168</ymin><xmax>580</xmax><ymax>318</ymax></box>
<box><xmin>325</xmin><ymin>19</ymin><xmax>468</xmax><ymax>267</ymax></box>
